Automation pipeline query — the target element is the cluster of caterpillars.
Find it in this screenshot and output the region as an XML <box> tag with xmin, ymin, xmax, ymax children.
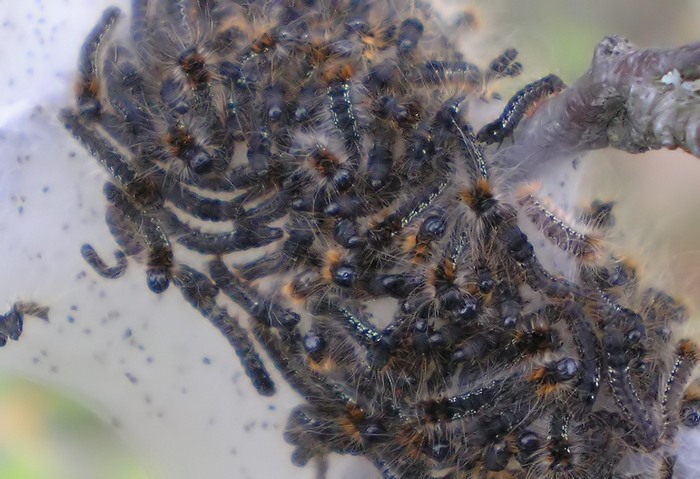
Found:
<box><xmin>57</xmin><ymin>1</ymin><xmax>700</xmax><ymax>478</ymax></box>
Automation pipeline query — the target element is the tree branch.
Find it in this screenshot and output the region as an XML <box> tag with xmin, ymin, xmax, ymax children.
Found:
<box><xmin>498</xmin><ymin>36</ymin><xmax>700</xmax><ymax>178</ymax></box>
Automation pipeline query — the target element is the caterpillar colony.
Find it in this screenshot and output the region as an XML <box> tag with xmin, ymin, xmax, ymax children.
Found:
<box><xmin>5</xmin><ymin>0</ymin><xmax>700</xmax><ymax>477</ymax></box>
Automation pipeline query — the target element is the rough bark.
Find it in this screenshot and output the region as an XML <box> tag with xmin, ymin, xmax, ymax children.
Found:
<box><xmin>500</xmin><ymin>36</ymin><xmax>700</xmax><ymax>177</ymax></box>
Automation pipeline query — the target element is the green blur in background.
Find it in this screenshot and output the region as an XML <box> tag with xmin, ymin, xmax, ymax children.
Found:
<box><xmin>0</xmin><ymin>375</ymin><xmax>150</xmax><ymax>479</ymax></box>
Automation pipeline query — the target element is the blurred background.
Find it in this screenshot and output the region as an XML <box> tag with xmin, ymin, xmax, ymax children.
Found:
<box><xmin>0</xmin><ymin>1</ymin><xmax>698</xmax><ymax>478</ymax></box>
